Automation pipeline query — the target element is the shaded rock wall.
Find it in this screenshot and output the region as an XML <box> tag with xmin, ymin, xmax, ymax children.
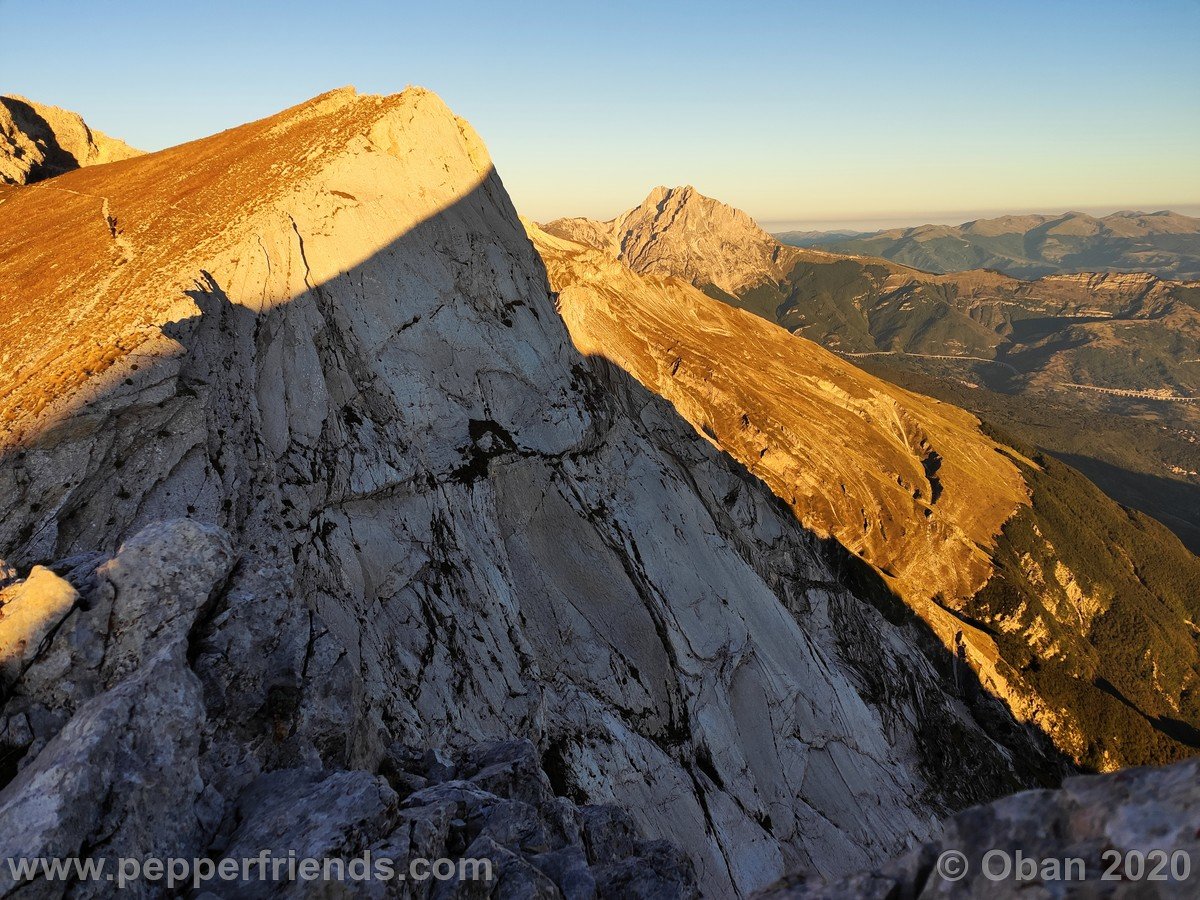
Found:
<box><xmin>0</xmin><ymin>89</ymin><xmax>1066</xmax><ymax>895</ymax></box>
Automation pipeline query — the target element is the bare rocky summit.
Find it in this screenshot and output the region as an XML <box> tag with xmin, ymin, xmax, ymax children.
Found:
<box><xmin>0</xmin><ymin>95</ymin><xmax>141</xmax><ymax>185</ymax></box>
<box><xmin>0</xmin><ymin>88</ymin><xmax>1071</xmax><ymax>896</ymax></box>
<box><xmin>544</xmin><ymin>185</ymin><xmax>792</xmax><ymax>296</ymax></box>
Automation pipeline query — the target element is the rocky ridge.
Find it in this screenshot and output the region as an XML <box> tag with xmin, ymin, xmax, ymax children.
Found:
<box><xmin>1</xmin><ymin>95</ymin><xmax>141</xmax><ymax>185</ymax></box>
<box><xmin>0</xmin><ymin>88</ymin><xmax>1066</xmax><ymax>896</ymax></box>
<box><xmin>528</xmin><ymin>218</ymin><xmax>1200</xmax><ymax>772</ymax></box>
<box><xmin>547</xmin><ymin>188</ymin><xmax>1200</xmax><ymax>556</ymax></box>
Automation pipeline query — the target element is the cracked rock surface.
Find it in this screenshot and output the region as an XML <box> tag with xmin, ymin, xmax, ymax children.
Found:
<box><xmin>759</xmin><ymin>757</ymin><xmax>1200</xmax><ymax>899</ymax></box>
<box><xmin>532</xmin><ymin>195</ymin><xmax>1200</xmax><ymax>774</ymax></box>
<box><xmin>0</xmin><ymin>88</ymin><xmax>1068</xmax><ymax>895</ymax></box>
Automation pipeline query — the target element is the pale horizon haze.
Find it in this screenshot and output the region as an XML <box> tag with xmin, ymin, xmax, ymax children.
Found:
<box><xmin>3</xmin><ymin>0</ymin><xmax>1198</xmax><ymax>228</ymax></box>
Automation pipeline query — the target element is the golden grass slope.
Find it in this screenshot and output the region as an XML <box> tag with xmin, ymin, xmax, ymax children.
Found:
<box><xmin>0</xmin><ymin>87</ymin><xmax>495</xmax><ymax>448</ymax></box>
<box><xmin>529</xmin><ymin>222</ymin><xmax>1034</xmax><ymax>612</ymax></box>
<box><xmin>528</xmin><ymin>222</ymin><xmax>1114</xmax><ymax>761</ymax></box>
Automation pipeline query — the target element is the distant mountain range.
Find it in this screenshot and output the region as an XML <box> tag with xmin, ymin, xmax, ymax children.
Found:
<box><xmin>776</xmin><ymin>210</ymin><xmax>1200</xmax><ymax>281</ymax></box>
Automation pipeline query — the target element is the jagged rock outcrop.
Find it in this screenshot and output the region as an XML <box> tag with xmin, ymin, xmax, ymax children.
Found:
<box><xmin>220</xmin><ymin>738</ymin><xmax>700</xmax><ymax>898</ymax></box>
<box><xmin>544</xmin><ymin>185</ymin><xmax>792</xmax><ymax>296</ymax></box>
<box><xmin>528</xmin><ymin>219</ymin><xmax>1200</xmax><ymax>773</ymax></box>
<box><xmin>758</xmin><ymin>756</ymin><xmax>1200</xmax><ymax>898</ymax></box>
<box><xmin>0</xmin><ymin>88</ymin><xmax>1069</xmax><ymax>895</ymax></box>
<box><xmin>0</xmin><ymin>519</ymin><xmax>232</xmax><ymax>772</ymax></box>
<box><xmin>0</xmin><ymin>522</ymin><xmax>697</xmax><ymax>899</ymax></box>
<box><xmin>1</xmin><ymin>95</ymin><xmax>141</xmax><ymax>185</ymax></box>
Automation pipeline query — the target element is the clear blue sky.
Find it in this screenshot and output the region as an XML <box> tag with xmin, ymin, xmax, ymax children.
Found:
<box><xmin>4</xmin><ymin>0</ymin><xmax>1198</xmax><ymax>228</ymax></box>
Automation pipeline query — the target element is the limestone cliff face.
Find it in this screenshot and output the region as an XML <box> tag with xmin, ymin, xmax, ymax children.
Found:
<box><xmin>528</xmin><ymin>219</ymin><xmax>1200</xmax><ymax>775</ymax></box>
<box><xmin>0</xmin><ymin>89</ymin><xmax>1065</xmax><ymax>896</ymax></box>
<box><xmin>544</xmin><ymin>185</ymin><xmax>791</xmax><ymax>296</ymax></box>
<box><xmin>529</xmin><ymin>222</ymin><xmax>1029</xmax><ymax>608</ymax></box>
<box><xmin>0</xmin><ymin>95</ymin><xmax>141</xmax><ymax>185</ymax></box>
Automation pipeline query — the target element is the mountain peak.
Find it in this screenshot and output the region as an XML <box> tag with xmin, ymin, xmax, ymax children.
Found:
<box><xmin>543</xmin><ymin>184</ymin><xmax>788</xmax><ymax>295</ymax></box>
<box><xmin>642</xmin><ymin>183</ymin><xmax>697</xmax><ymax>204</ymax></box>
<box><xmin>634</xmin><ymin>183</ymin><xmax>750</xmax><ymax>224</ymax></box>
<box><xmin>615</xmin><ymin>185</ymin><xmax>787</xmax><ymax>294</ymax></box>
<box><xmin>1</xmin><ymin>94</ymin><xmax>142</xmax><ymax>185</ymax></box>
<box><xmin>0</xmin><ymin>86</ymin><xmax>509</xmax><ymax>443</ymax></box>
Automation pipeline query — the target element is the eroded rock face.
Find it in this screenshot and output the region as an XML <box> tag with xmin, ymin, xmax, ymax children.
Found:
<box><xmin>0</xmin><ymin>95</ymin><xmax>141</xmax><ymax>185</ymax></box>
<box><xmin>0</xmin><ymin>648</ymin><xmax>208</xmax><ymax>900</ymax></box>
<box><xmin>0</xmin><ymin>89</ymin><xmax>1066</xmax><ymax>895</ymax></box>
<box><xmin>528</xmin><ymin>221</ymin><xmax>1028</xmax><ymax>610</ymax></box>
<box><xmin>543</xmin><ymin>185</ymin><xmax>790</xmax><ymax>296</ymax></box>
<box><xmin>759</xmin><ymin>757</ymin><xmax>1200</xmax><ymax>899</ymax></box>
<box><xmin>529</xmin><ymin>205</ymin><xmax>1200</xmax><ymax>773</ymax></box>
<box><xmin>0</xmin><ymin>523</ymin><xmax>697</xmax><ymax>899</ymax></box>
<box><xmin>0</xmin><ymin>520</ymin><xmax>232</xmax><ymax>770</ymax></box>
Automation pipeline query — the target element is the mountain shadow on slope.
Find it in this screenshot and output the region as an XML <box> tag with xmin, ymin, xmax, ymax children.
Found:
<box><xmin>533</xmin><ymin>207</ymin><xmax>1200</xmax><ymax>775</ymax></box>
<box><xmin>562</xmin><ymin>188</ymin><xmax>1200</xmax><ymax>557</ymax></box>
<box><xmin>0</xmin><ymin>168</ymin><xmax>1076</xmax><ymax>896</ymax></box>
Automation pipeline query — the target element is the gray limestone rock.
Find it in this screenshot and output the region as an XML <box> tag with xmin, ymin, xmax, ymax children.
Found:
<box><xmin>0</xmin><ymin>88</ymin><xmax>1073</xmax><ymax>896</ymax></box>
<box><xmin>759</xmin><ymin>758</ymin><xmax>1200</xmax><ymax>899</ymax></box>
<box><xmin>0</xmin><ymin>647</ymin><xmax>206</xmax><ymax>899</ymax></box>
<box><xmin>0</xmin><ymin>94</ymin><xmax>141</xmax><ymax>185</ymax></box>
<box><xmin>0</xmin><ymin>519</ymin><xmax>234</xmax><ymax>774</ymax></box>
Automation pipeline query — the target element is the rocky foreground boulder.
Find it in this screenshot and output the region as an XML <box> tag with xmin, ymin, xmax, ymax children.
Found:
<box><xmin>0</xmin><ymin>521</ymin><xmax>697</xmax><ymax>899</ymax></box>
<box><xmin>758</xmin><ymin>757</ymin><xmax>1200</xmax><ymax>898</ymax></box>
